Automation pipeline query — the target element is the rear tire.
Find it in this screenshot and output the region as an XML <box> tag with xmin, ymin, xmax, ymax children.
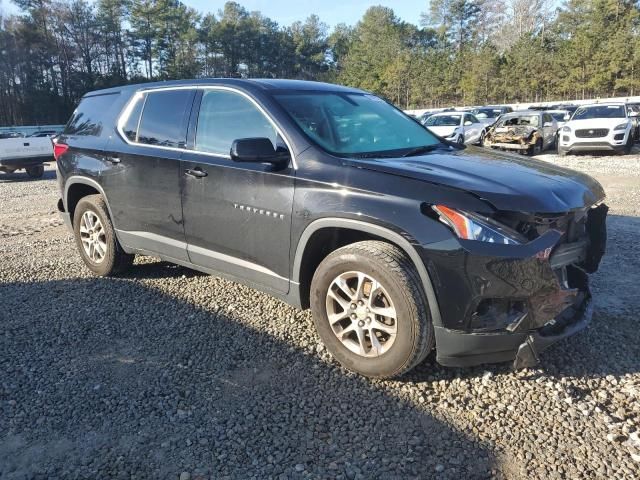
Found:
<box><xmin>72</xmin><ymin>194</ymin><xmax>134</xmax><ymax>276</ymax></box>
<box><xmin>26</xmin><ymin>165</ymin><xmax>44</xmax><ymax>178</ymax></box>
<box><xmin>310</xmin><ymin>241</ymin><xmax>434</xmax><ymax>378</ymax></box>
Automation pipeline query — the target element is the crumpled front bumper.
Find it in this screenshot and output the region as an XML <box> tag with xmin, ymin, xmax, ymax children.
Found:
<box><xmin>429</xmin><ymin>204</ymin><xmax>607</xmax><ymax>369</ymax></box>
<box><xmin>513</xmin><ymin>295</ymin><xmax>592</xmax><ymax>369</ymax></box>
<box><xmin>434</xmin><ymin>289</ymin><xmax>593</xmax><ymax>368</ymax></box>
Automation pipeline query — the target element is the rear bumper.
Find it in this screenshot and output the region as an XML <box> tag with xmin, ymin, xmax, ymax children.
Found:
<box><xmin>0</xmin><ymin>156</ymin><xmax>51</xmax><ymax>168</ymax></box>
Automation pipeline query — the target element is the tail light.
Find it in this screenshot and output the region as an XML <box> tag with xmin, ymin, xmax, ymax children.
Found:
<box><xmin>53</xmin><ymin>142</ymin><xmax>69</xmax><ymax>161</ymax></box>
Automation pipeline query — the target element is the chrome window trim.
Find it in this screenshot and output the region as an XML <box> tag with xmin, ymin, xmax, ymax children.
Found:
<box><xmin>116</xmin><ymin>85</ymin><xmax>298</xmax><ymax>169</ymax></box>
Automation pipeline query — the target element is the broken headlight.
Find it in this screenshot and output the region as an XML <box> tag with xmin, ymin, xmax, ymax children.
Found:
<box><xmin>433</xmin><ymin>205</ymin><xmax>527</xmax><ymax>245</ymax></box>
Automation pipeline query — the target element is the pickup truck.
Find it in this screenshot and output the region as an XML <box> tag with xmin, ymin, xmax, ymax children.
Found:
<box><xmin>0</xmin><ymin>136</ymin><xmax>54</xmax><ymax>177</ymax></box>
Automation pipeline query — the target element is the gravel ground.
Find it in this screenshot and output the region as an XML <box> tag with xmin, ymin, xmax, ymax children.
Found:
<box><xmin>1</xmin><ymin>154</ymin><xmax>639</xmax><ymax>480</ymax></box>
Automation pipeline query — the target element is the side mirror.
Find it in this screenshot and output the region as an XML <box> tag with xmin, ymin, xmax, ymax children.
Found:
<box><xmin>464</xmin><ymin>120</ymin><xmax>473</xmax><ymax>126</ymax></box>
<box><xmin>629</xmin><ymin>111</ymin><xmax>638</xmax><ymax>117</ymax></box>
<box><xmin>543</xmin><ymin>122</ymin><xmax>553</xmax><ymax>127</ymax></box>
<box><xmin>230</xmin><ymin>137</ymin><xmax>290</xmax><ymax>167</ymax></box>
<box><xmin>563</xmin><ymin>114</ymin><xmax>570</xmax><ymax>121</ymax></box>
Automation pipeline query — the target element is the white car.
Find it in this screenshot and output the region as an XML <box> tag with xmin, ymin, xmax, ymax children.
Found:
<box><xmin>559</xmin><ymin>103</ymin><xmax>634</xmax><ymax>156</ymax></box>
<box><xmin>423</xmin><ymin>112</ymin><xmax>484</xmax><ymax>145</ymax></box>
<box><xmin>0</xmin><ymin>136</ymin><xmax>54</xmax><ymax>178</ymax></box>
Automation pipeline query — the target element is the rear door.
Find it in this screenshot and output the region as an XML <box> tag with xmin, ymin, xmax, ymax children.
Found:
<box><xmin>180</xmin><ymin>88</ymin><xmax>295</xmax><ymax>294</ymax></box>
<box><xmin>101</xmin><ymin>88</ymin><xmax>195</xmax><ymax>261</ymax></box>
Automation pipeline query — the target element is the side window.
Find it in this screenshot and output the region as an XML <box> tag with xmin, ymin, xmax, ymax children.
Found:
<box><xmin>195</xmin><ymin>90</ymin><xmax>277</xmax><ymax>156</ymax></box>
<box><xmin>65</xmin><ymin>93</ymin><xmax>120</xmax><ymax>136</ymax></box>
<box><xmin>137</xmin><ymin>90</ymin><xmax>193</xmax><ymax>148</ymax></box>
<box><xmin>468</xmin><ymin>114</ymin><xmax>479</xmax><ymax>124</ymax></box>
<box><xmin>543</xmin><ymin>113</ymin><xmax>552</xmax><ymax>124</ymax></box>
<box><xmin>122</xmin><ymin>94</ymin><xmax>145</xmax><ymax>142</ymax></box>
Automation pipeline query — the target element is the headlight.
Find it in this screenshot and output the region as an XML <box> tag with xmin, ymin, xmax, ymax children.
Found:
<box><xmin>432</xmin><ymin>205</ymin><xmax>526</xmax><ymax>245</ymax></box>
<box><xmin>614</xmin><ymin>123</ymin><xmax>629</xmax><ymax>131</ymax></box>
<box><xmin>562</xmin><ymin>126</ymin><xmax>571</xmax><ymax>132</ymax></box>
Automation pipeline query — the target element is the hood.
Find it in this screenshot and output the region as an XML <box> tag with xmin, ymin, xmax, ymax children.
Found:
<box><xmin>567</xmin><ymin>117</ymin><xmax>629</xmax><ymax>129</ymax></box>
<box><xmin>426</xmin><ymin>125</ymin><xmax>457</xmax><ymax>137</ymax></box>
<box><xmin>347</xmin><ymin>146</ymin><xmax>605</xmax><ymax>213</ymax></box>
<box><xmin>490</xmin><ymin>124</ymin><xmax>537</xmax><ymax>139</ymax></box>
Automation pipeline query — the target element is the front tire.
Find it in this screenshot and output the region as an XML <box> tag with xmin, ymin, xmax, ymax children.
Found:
<box><xmin>26</xmin><ymin>165</ymin><xmax>44</xmax><ymax>178</ymax></box>
<box><xmin>72</xmin><ymin>194</ymin><xmax>134</xmax><ymax>276</ymax></box>
<box><xmin>528</xmin><ymin>139</ymin><xmax>543</xmax><ymax>156</ymax></box>
<box><xmin>623</xmin><ymin>134</ymin><xmax>633</xmax><ymax>154</ymax></box>
<box><xmin>457</xmin><ymin>134</ymin><xmax>465</xmax><ymax>145</ymax></box>
<box><xmin>310</xmin><ymin>241</ymin><xmax>434</xmax><ymax>378</ymax></box>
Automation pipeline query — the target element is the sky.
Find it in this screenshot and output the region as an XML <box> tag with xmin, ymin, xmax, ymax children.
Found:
<box><xmin>1</xmin><ymin>0</ymin><xmax>428</xmax><ymax>28</ymax></box>
<box><xmin>183</xmin><ymin>0</ymin><xmax>427</xmax><ymax>27</ymax></box>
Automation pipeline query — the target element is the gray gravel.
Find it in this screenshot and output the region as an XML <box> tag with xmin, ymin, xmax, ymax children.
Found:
<box><xmin>1</xmin><ymin>157</ymin><xmax>639</xmax><ymax>479</ymax></box>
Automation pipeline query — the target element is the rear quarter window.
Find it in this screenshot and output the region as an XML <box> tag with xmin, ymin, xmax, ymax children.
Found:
<box><xmin>137</xmin><ymin>90</ymin><xmax>193</xmax><ymax>148</ymax></box>
<box><xmin>65</xmin><ymin>93</ymin><xmax>120</xmax><ymax>136</ymax></box>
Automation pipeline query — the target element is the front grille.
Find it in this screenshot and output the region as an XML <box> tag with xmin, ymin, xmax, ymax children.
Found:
<box><xmin>575</xmin><ymin>128</ymin><xmax>608</xmax><ymax>138</ymax></box>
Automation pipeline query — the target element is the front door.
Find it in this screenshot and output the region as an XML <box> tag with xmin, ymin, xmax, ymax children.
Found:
<box><xmin>180</xmin><ymin>88</ymin><xmax>295</xmax><ymax>294</ymax></box>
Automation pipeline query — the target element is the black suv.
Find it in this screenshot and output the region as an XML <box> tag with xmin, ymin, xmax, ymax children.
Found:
<box><xmin>55</xmin><ymin>79</ymin><xmax>607</xmax><ymax>378</ymax></box>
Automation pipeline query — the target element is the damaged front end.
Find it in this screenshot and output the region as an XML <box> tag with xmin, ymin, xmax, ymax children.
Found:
<box><xmin>484</xmin><ymin>125</ymin><xmax>542</xmax><ymax>153</ymax></box>
<box><xmin>428</xmin><ymin>203</ymin><xmax>608</xmax><ymax>369</ymax></box>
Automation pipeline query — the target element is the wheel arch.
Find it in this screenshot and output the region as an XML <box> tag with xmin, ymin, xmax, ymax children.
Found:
<box><xmin>64</xmin><ymin>176</ymin><xmax>114</xmax><ymax>227</ymax></box>
<box><xmin>292</xmin><ymin>218</ymin><xmax>442</xmax><ymax>327</ymax></box>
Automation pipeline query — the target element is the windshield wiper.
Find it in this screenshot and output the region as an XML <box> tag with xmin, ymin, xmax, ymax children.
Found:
<box><xmin>402</xmin><ymin>144</ymin><xmax>443</xmax><ymax>157</ymax></box>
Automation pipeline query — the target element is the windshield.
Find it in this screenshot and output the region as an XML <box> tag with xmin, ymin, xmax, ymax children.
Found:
<box><xmin>274</xmin><ymin>92</ymin><xmax>441</xmax><ymax>157</ymax></box>
<box><xmin>549</xmin><ymin>112</ymin><xmax>567</xmax><ymax>122</ymax></box>
<box><xmin>572</xmin><ymin>105</ymin><xmax>626</xmax><ymax>120</ymax></box>
<box><xmin>425</xmin><ymin>115</ymin><xmax>461</xmax><ymax>127</ymax></box>
<box><xmin>497</xmin><ymin>115</ymin><xmax>539</xmax><ymax>127</ymax></box>
<box><xmin>472</xmin><ymin>108</ymin><xmax>501</xmax><ymax>119</ymax></box>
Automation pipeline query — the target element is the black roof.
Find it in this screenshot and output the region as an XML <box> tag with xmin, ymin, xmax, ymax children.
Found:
<box><xmin>85</xmin><ymin>78</ymin><xmax>365</xmax><ymax>98</ymax></box>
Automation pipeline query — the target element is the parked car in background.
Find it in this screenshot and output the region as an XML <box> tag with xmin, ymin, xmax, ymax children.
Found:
<box><xmin>626</xmin><ymin>103</ymin><xmax>640</xmax><ymax>141</ymax></box>
<box><xmin>0</xmin><ymin>131</ymin><xmax>24</xmax><ymax>139</ymax></box>
<box><xmin>484</xmin><ymin>110</ymin><xmax>558</xmax><ymax>155</ymax></box>
<box><xmin>559</xmin><ymin>103</ymin><xmax>633</xmax><ymax>156</ymax></box>
<box><xmin>0</xmin><ymin>135</ymin><xmax>54</xmax><ymax>177</ymax></box>
<box><xmin>54</xmin><ymin>78</ymin><xmax>607</xmax><ymax>377</ymax></box>
<box><xmin>27</xmin><ymin>130</ymin><xmax>60</xmax><ymax>138</ymax></box>
<box><xmin>547</xmin><ymin>110</ymin><xmax>571</xmax><ymax>130</ymax></box>
<box><xmin>423</xmin><ymin>111</ymin><xmax>484</xmax><ymax>145</ymax></box>
<box><xmin>470</xmin><ymin>106</ymin><xmax>512</xmax><ymax>129</ymax></box>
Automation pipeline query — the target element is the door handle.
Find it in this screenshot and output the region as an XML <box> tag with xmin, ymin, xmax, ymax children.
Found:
<box><xmin>107</xmin><ymin>155</ymin><xmax>120</xmax><ymax>164</ymax></box>
<box><xmin>185</xmin><ymin>168</ymin><xmax>208</xmax><ymax>178</ymax></box>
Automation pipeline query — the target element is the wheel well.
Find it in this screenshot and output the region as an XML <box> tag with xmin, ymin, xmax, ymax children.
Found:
<box><xmin>297</xmin><ymin>227</ymin><xmax>392</xmax><ymax>309</ymax></box>
<box><xmin>66</xmin><ymin>183</ymin><xmax>100</xmax><ymax>223</ymax></box>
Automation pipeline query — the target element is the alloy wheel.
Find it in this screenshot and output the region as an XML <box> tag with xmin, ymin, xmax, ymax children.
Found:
<box><xmin>325</xmin><ymin>271</ymin><xmax>398</xmax><ymax>357</ymax></box>
<box><xmin>79</xmin><ymin>211</ymin><xmax>107</xmax><ymax>263</ymax></box>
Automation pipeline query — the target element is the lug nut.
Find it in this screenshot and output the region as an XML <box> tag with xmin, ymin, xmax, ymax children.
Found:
<box><xmin>350</xmin><ymin>303</ymin><xmax>357</xmax><ymax>310</ymax></box>
<box><xmin>350</xmin><ymin>313</ymin><xmax>357</xmax><ymax>320</ymax></box>
<box><xmin>358</xmin><ymin>320</ymin><xmax>365</xmax><ymax>327</ymax></box>
<box><xmin>358</xmin><ymin>300</ymin><xmax>364</xmax><ymax>306</ymax></box>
